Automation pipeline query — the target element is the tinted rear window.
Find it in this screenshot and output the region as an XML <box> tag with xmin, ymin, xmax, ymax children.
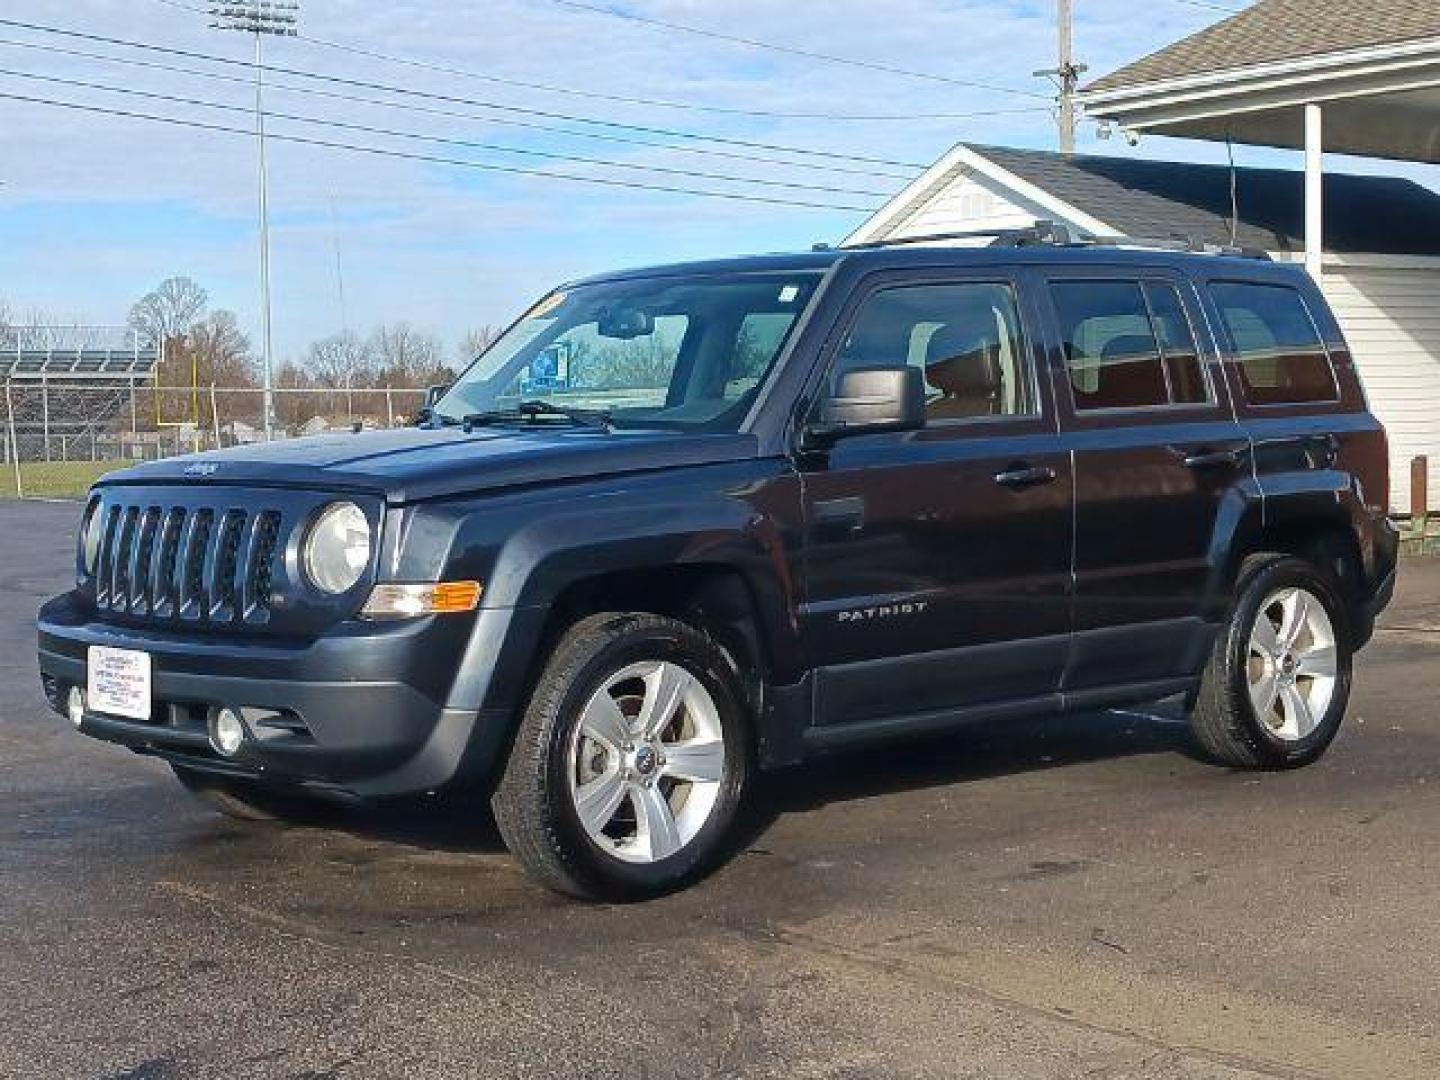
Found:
<box><xmin>1209</xmin><ymin>282</ymin><xmax>1338</xmax><ymax>405</ymax></box>
<box><xmin>1051</xmin><ymin>280</ymin><xmax>1210</xmax><ymax>411</ymax></box>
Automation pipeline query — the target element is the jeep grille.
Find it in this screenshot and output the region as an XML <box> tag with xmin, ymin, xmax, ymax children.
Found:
<box><xmin>94</xmin><ymin>501</ymin><xmax>284</xmax><ymax>626</ymax></box>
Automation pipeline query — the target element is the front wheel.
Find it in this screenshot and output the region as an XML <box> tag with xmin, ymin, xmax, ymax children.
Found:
<box><xmin>492</xmin><ymin>613</ymin><xmax>751</xmax><ymax>901</ymax></box>
<box><xmin>1190</xmin><ymin>556</ymin><xmax>1353</xmax><ymax>769</ymax></box>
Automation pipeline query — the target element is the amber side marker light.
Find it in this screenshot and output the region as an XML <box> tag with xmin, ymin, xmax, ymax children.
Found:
<box><xmin>360</xmin><ymin>581</ymin><xmax>483</xmax><ymax>619</ymax></box>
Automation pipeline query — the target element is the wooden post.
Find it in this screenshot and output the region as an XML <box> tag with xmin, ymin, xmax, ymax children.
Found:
<box><xmin>1413</xmin><ymin>455</ymin><xmax>1429</xmax><ymax>533</ymax></box>
<box><xmin>41</xmin><ymin>376</ymin><xmax>51</xmax><ymax>462</ymax></box>
<box><xmin>4</xmin><ymin>380</ymin><xmax>22</xmax><ymax>499</ymax></box>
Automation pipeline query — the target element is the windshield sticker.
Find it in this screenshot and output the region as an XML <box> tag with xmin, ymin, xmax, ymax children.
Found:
<box><xmin>778</xmin><ymin>285</ymin><xmax>800</xmax><ymax>303</ymax></box>
<box><xmin>526</xmin><ymin>292</ymin><xmax>567</xmax><ymax>320</ymax></box>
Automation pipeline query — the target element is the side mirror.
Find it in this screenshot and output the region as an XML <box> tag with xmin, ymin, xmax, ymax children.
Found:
<box><xmin>415</xmin><ymin>383</ymin><xmax>450</xmax><ymax>427</ymax></box>
<box><xmin>803</xmin><ymin>366</ymin><xmax>925</xmax><ymax>450</ymax></box>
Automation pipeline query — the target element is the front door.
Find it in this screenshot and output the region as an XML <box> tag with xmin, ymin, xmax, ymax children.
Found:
<box><xmin>797</xmin><ymin>271</ymin><xmax>1074</xmax><ymax>730</ymax></box>
<box><xmin>1041</xmin><ymin>271</ymin><xmax>1248</xmax><ymax>693</ymax></box>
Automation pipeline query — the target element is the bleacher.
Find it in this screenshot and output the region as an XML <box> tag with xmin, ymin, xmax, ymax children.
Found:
<box><xmin>0</xmin><ymin>326</ymin><xmax>160</xmax><ymax>381</ymax></box>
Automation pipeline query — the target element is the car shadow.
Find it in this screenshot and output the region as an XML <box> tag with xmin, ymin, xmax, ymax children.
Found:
<box><xmin>326</xmin><ymin>702</ymin><xmax>1204</xmax><ymax>859</ymax></box>
<box><xmin>763</xmin><ymin>702</ymin><xmax>1199</xmax><ymax>813</ymax></box>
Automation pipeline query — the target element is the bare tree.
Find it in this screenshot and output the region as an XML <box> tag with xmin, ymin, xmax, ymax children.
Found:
<box><xmin>367</xmin><ymin>322</ymin><xmax>451</xmax><ymax>387</ymax></box>
<box><xmin>127</xmin><ymin>276</ymin><xmax>209</xmax><ymax>346</ymax></box>
<box><xmin>304</xmin><ymin>330</ymin><xmax>377</xmax><ymax>423</ymax></box>
<box><xmin>587</xmin><ymin>336</ymin><xmax>674</xmax><ymax>390</ymax></box>
<box><xmin>457</xmin><ymin>325</ymin><xmax>501</xmax><ymax>365</ymax></box>
<box><xmin>305</xmin><ymin>330</ymin><xmax>375</xmax><ymax>389</ymax></box>
<box><xmin>190</xmin><ymin>310</ymin><xmax>255</xmax><ymax>395</ymax></box>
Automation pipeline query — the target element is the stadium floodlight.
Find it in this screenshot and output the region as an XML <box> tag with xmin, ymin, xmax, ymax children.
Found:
<box><xmin>208</xmin><ymin>1</ymin><xmax>299</xmax><ymax>440</ymax></box>
<box><xmin>208</xmin><ymin>2</ymin><xmax>299</xmax><ymax>35</ymax></box>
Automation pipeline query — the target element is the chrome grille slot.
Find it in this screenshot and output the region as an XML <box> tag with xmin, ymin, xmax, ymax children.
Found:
<box><xmin>89</xmin><ymin>496</ymin><xmax>286</xmax><ymax>629</ymax></box>
<box><xmin>207</xmin><ymin>510</ymin><xmax>247</xmax><ymax>622</ymax></box>
<box><xmin>129</xmin><ymin>508</ymin><xmax>160</xmax><ymax>616</ymax></box>
<box><xmin>178</xmin><ymin>509</ymin><xmax>213</xmax><ymax>620</ymax></box>
<box><xmin>240</xmin><ymin>511</ymin><xmax>282</xmax><ymax>624</ymax></box>
<box><xmin>95</xmin><ymin>505</ymin><xmax>121</xmax><ymax>607</ymax></box>
<box><xmin>109</xmin><ymin>507</ymin><xmax>139</xmax><ymax>612</ymax></box>
<box><xmin>150</xmin><ymin>508</ymin><xmax>185</xmax><ymax>617</ymax></box>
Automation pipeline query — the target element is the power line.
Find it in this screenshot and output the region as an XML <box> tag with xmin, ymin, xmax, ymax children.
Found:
<box><xmin>149</xmin><ymin>0</ymin><xmax>1048</xmax><ymax>117</ymax></box>
<box><xmin>0</xmin><ymin>88</ymin><xmax>882</xmax><ymax>212</ymax></box>
<box><xmin>1168</xmin><ymin>0</ymin><xmax>1246</xmax><ymax>13</ymax></box>
<box><xmin>0</xmin><ymin>17</ymin><xmax>932</xmax><ymax>171</ymax></box>
<box><xmin>0</xmin><ymin>66</ymin><xmax>899</xmax><ymax>198</ymax></box>
<box><xmin>544</xmin><ymin>0</ymin><xmax>1051</xmax><ymax>99</ymax></box>
<box><xmin>299</xmin><ymin>32</ymin><xmax>1048</xmax><ymax>123</ymax></box>
<box><xmin>0</xmin><ymin>36</ymin><xmax>921</xmax><ymax>180</ymax></box>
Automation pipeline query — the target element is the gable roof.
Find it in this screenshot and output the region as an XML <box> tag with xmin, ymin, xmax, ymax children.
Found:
<box><xmin>958</xmin><ymin>145</ymin><xmax>1440</xmax><ymax>256</ymax></box>
<box><xmin>1087</xmin><ymin>0</ymin><xmax>1440</xmax><ymax>94</ymax></box>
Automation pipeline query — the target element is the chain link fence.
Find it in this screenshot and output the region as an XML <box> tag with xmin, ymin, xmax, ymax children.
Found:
<box><xmin>2</xmin><ymin>382</ymin><xmax>428</xmax><ymax>498</ymax></box>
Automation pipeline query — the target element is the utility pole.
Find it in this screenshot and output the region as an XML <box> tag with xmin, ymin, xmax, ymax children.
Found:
<box><xmin>1034</xmin><ymin>0</ymin><xmax>1087</xmax><ymax>153</ymax></box>
<box><xmin>208</xmin><ymin>2</ymin><xmax>298</xmax><ymax>440</ymax></box>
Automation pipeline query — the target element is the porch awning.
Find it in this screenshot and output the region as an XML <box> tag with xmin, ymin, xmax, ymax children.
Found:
<box><xmin>1077</xmin><ymin>0</ymin><xmax>1440</xmax><ymax>163</ymax></box>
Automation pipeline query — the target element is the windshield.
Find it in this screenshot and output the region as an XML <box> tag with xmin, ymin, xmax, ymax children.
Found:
<box><xmin>434</xmin><ymin>271</ymin><xmax>823</xmax><ymax>432</ymax></box>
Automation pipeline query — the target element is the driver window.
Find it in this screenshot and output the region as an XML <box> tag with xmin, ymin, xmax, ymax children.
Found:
<box><xmin>834</xmin><ymin>282</ymin><xmax>1034</xmax><ymax>421</ymax></box>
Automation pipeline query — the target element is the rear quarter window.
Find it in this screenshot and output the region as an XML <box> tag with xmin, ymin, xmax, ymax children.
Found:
<box><xmin>1050</xmin><ymin>280</ymin><xmax>1210</xmax><ymax>411</ymax></box>
<box><xmin>1209</xmin><ymin>282</ymin><xmax>1339</xmax><ymax>406</ymax></box>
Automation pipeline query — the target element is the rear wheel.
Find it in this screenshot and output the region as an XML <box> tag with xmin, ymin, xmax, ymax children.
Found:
<box><xmin>492</xmin><ymin>613</ymin><xmax>750</xmax><ymax>901</ymax></box>
<box><xmin>171</xmin><ymin>764</ymin><xmax>332</xmax><ymax>823</ymax></box>
<box><xmin>1191</xmin><ymin>556</ymin><xmax>1353</xmax><ymax>769</ymax></box>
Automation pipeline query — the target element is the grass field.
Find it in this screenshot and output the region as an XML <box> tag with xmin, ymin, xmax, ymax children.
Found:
<box><xmin>0</xmin><ymin>460</ymin><xmax>133</xmax><ymax>500</ymax></box>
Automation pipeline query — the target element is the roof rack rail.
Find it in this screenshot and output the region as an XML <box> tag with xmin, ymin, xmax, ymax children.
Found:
<box><xmin>838</xmin><ymin>222</ymin><xmax>1271</xmax><ymax>261</ymax></box>
<box><xmin>841</xmin><ymin>220</ymin><xmax>1074</xmax><ymax>251</ymax></box>
<box><xmin>1088</xmin><ymin>234</ymin><xmax>1272</xmax><ymax>261</ymax></box>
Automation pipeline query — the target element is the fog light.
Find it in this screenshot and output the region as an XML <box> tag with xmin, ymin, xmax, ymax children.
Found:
<box><xmin>66</xmin><ymin>686</ymin><xmax>86</xmax><ymax>729</ymax></box>
<box><xmin>209</xmin><ymin>707</ymin><xmax>247</xmax><ymax>757</ymax></box>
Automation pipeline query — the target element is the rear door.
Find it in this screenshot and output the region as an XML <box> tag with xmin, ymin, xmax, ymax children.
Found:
<box><xmin>1041</xmin><ymin>270</ymin><xmax>1248</xmax><ymax>695</ymax></box>
<box><xmin>797</xmin><ymin>269</ymin><xmax>1074</xmax><ymax>730</ymax></box>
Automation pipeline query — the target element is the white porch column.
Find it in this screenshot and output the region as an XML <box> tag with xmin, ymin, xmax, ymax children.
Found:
<box><xmin>1304</xmin><ymin>103</ymin><xmax>1324</xmax><ymax>280</ymax></box>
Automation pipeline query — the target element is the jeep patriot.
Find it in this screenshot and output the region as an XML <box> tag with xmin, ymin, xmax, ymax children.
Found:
<box><xmin>38</xmin><ymin>233</ymin><xmax>1399</xmax><ymax>899</ymax></box>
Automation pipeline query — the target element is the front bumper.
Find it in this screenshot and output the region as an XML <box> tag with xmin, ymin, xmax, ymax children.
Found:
<box><xmin>37</xmin><ymin>592</ymin><xmax>519</xmax><ymax>798</ymax></box>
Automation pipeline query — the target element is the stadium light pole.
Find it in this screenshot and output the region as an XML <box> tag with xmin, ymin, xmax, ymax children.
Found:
<box><xmin>208</xmin><ymin>2</ymin><xmax>298</xmax><ymax>440</ymax></box>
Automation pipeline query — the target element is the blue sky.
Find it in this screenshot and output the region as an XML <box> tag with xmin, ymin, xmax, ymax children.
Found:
<box><xmin>1</xmin><ymin>0</ymin><xmax>1435</xmax><ymax>363</ymax></box>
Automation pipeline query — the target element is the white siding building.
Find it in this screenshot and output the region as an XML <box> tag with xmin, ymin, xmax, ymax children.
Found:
<box><xmin>845</xmin><ymin>144</ymin><xmax>1440</xmax><ymax>514</ymax></box>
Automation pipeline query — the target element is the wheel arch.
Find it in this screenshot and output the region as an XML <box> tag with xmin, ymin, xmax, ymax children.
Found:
<box><xmin>1225</xmin><ymin>497</ymin><xmax>1367</xmax><ymax>632</ymax></box>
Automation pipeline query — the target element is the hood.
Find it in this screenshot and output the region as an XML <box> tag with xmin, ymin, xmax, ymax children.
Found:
<box><xmin>103</xmin><ymin>425</ymin><xmax>762</xmax><ymax>502</ymax></box>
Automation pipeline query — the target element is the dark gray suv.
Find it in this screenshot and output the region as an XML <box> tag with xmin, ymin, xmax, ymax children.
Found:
<box><xmin>39</xmin><ymin>233</ymin><xmax>1399</xmax><ymax>899</ymax></box>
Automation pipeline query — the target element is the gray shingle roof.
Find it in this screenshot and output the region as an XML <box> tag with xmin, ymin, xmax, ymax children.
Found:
<box><xmin>1086</xmin><ymin>0</ymin><xmax>1440</xmax><ymax>93</ymax></box>
<box><xmin>971</xmin><ymin>144</ymin><xmax>1440</xmax><ymax>256</ymax></box>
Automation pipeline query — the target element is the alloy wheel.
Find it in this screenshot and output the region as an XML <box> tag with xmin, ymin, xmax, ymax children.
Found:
<box><xmin>566</xmin><ymin>660</ymin><xmax>726</xmax><ymax>864</ymax></box>
<box><xmin>1246</xmin><ymin>586</ymin><xmax>1338</xmax><ymax>742</ymax></box>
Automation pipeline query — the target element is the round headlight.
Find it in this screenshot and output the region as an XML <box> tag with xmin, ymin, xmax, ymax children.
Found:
<box><xmin>303</xmin><ymin>502</ymin><xmax>372</xmax><ymax>594</ymax></box>
<box><xmin>80</xmin><ymin>499</ymin><xmax>105</xmax><ymax>575</ymax></box>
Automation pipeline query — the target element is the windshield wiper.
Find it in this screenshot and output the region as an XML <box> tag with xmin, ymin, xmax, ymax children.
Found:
<box><xmin>461</xmin><ymin>399</ymin><xmax>614</xmax><ymax>433</ymax></box>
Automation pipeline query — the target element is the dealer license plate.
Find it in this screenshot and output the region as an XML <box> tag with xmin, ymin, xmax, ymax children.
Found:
<box><xmin>87</xmin><ymin>646</ymin><xmax>152</xmax><ymax>721</ymax></box>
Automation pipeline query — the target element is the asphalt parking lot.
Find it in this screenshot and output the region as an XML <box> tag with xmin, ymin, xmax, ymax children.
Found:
<box><xmin>3</xmin><ymin>500</ymin><xmax>1439</xmax><ymax>1080</ymax></box>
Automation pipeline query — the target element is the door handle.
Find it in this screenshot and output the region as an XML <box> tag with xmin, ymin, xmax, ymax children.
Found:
<box><xmin>993</xmin><ymin>465</ymin><xmax>1058</xmax><ymax>489</ymax></box>
<box><xmin>1171</xmin><ymin>445</ymin><xmax>1244</xmax><ymax>470</ymax></box>
<box><xmin>1303</xmin><ymin>433</ymin><xmax>1340</xmax><ymax>465</ymax></box>
<box><xmin>813</xmin><ymin>496</ymin><xmax>865</xmax><ymax>528</ymax></box>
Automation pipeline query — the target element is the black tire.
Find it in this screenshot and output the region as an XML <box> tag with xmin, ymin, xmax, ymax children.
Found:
<box><xmin>171</xmin><ymin>764</ymin><xmax>332</xmax><ymax>823</ymax></box>
<box><xmin>1190</xmin><ymin>555</ymin><xmax>1353</xmax><ymax>769</ymax></box>
<box><xmin>492</xmin><ymin>612</ymin><xmax>751</xmax><ymax>901</ymax></box>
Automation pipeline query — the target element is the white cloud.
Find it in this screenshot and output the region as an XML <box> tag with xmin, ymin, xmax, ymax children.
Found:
<box><xmin>0</xmin><ymin>0</ymin><xmax>1434</xmax><ymax>358</ymax></box>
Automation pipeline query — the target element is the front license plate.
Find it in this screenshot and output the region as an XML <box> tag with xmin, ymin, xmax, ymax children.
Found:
<box><xmin>87</xmin><ymin>646</ymin><xmax>153</xmax><ymax>721</ymax></box>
